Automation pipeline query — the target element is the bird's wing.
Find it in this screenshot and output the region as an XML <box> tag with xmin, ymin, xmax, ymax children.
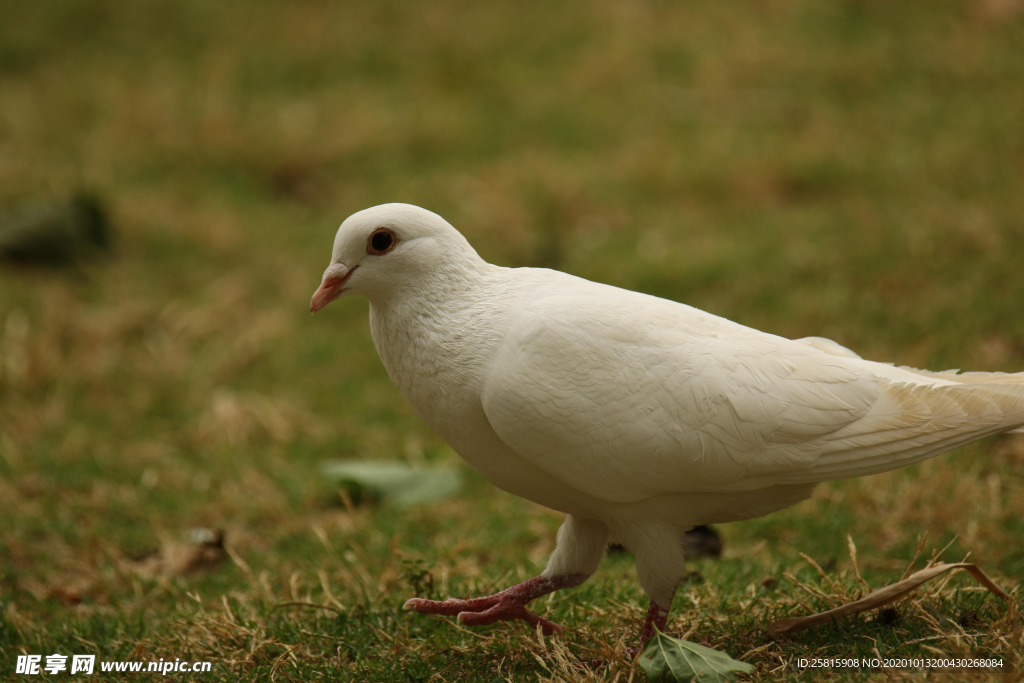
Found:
<box><xmin>481</xmin><ymin>279</ymin><xmax>1024</xmax><ymax>503</ymax></box>
<box><xmin>793</xmin><ymin>336</ymin><xmax>863</xmax><ymax>359</ymax></box>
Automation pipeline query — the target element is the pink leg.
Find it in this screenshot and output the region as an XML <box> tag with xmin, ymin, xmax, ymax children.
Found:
<box><xmin>404</xmin><ymin>573</ymin><xmax>586</xmax><ymax>635</ymax></box>
<box><xmin>628</xmin><ymin>600</ymin><xmax>670</xmax><ymax>658</ymax></box>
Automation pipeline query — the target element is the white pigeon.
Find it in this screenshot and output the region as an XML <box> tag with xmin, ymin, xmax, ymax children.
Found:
<box><xmin>311</xmin><ymin>203</ymin><xmax>1024</xmax><ymax>651</ymax></box>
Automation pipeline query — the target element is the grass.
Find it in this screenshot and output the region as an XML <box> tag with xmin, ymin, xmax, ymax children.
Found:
<box><xmin>1</xmin><ymin>0</ymin><xmax>1023</xmax><ymax>680</ymax></box>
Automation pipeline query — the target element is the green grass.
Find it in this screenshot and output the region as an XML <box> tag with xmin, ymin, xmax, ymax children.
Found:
<box><xmin>2</xmin><ymin>0</ymin><xmax>1023</xmax><ymax>680</ymax></box>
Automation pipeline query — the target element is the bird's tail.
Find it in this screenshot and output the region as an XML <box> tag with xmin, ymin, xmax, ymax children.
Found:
<box><xmin>902</xmin><ymin>367</ymin><xmax>1024</xmax><ymax>434</ymax></box>
<box><xmin>788</xmin><ymin>366</ymin><xmax>1024</xmax><ymax>485</ymax></box>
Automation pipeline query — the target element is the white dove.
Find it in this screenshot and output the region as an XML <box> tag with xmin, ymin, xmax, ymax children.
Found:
<box><xmin>310</xmin><ymin>203</ymin><xmax>1024</xmax><ymax>650</ymax></box>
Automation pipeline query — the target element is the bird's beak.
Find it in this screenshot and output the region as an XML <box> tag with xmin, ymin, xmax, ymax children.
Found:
<box><xmin>310</xmin><ymin>263</ymin><xmax>356</xmax><ymax>313</ymax></box>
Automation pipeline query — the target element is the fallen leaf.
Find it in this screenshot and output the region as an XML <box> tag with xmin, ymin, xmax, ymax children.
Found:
<box><xmin>680</xmin><ymin>525</ymin><xmax>723</xmax><ymax>559</ymax></box>
<box><xmin>767</xmin><ymin>562</ymin><xmax>1008</xmax><ymax>634</ymax></box>
<box><xmin>0</xmin><ymin>193</ymin><xmax>111</xmax><ymax>265</ymax></box>
<box><xmin>321</xmin><ymin>460</ymin><xmax>462</xmax><ymax>507</ymax></box>
<box><xmin>124</xmin><ymin>529</ymin><xmax>225</xmax><ymax>579</ymax></box>
<box><xmin>639</xmin><ymin>629</ymin><xmax>754</xmax><ymax>683</ymax></box>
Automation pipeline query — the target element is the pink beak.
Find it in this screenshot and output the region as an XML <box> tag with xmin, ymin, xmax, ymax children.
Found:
<box><xmin>310</xmin><ymin>264</ymin><xmax>356</xmax><ymax>313</ymax></box>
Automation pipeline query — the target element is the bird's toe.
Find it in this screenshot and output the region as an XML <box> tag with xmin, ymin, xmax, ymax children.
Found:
<box><xmin>457</xmin><ymin>604</ymin><xmax>563</xmax><ymax>636</ymax></box>
<box><xmin>404</xmin><ymin>597</ymin><xmax>462</xmax><ymax>616</ymax></box>
<box><xmin>404</xmin><ymin>595</ymin><xmax>505</xmax><ymax>616</ymax></box>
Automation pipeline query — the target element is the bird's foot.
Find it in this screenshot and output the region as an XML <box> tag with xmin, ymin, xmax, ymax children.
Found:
<box><xmin>626</xmin><ymin>600</ymin><xmax>671</xmax><ymax>659</ymax></box>
<box><xmin>404</xmin><ymin>594</ymin><xmax>563</xmax><ymax>635</ymax></box>
<box><xmin>404</xmin><ymin>574</ymin><xmax>585</xmax><ymax>636</ymax></box>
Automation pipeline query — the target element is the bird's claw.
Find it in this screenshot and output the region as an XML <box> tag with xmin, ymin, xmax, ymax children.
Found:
<box><xmin>404</xmin><ymin>594</ymin><xmax>563</xmax><ymax>635</ymax></box>
<box><xmin>403</xmin><ymin>595</ymin><xmax>501</xmax><ymax>616</ymax></box>
<box><xmin>457</xmin><ymin>605</ymin><xmax>563</xmax><ymax>635</ymax></box>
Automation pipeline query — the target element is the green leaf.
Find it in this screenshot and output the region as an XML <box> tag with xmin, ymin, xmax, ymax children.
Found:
<box><xmin>320</xmin><ymin>460</ymin><xmax>462</xmax><ymax>507</ymax></box>
<box><xmin>638</xmin><ymin>629</ymin><xmax>754</xmax><ymax>683</ymax></box>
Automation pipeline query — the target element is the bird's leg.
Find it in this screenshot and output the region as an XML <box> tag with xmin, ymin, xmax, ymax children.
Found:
<box><xmin>404</xmin><ymin>515</ymin><xmax>608</xmax><ymax>636</ymax></box>
<box><xmin>404</xmin><ymin>573</ymin><xmax>586</xmax><ymax>635</ymax></box>
<box><xmin>622</xmin><ymin>525</ymin><xmax>718</xmax><ymax>657</ymax></box>
<box><xmin>627</xmin><ymin>600</ymin><xmax>670</xmax><ymax>658</ymax></box>
<box><xmin>620</xmin><ymin>523</ymin><xmax>687</xmax><ymax>658</ymax></box>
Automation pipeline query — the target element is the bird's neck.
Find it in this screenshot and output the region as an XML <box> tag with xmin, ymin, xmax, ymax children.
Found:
<box><xmin>367</xmin><ymin>262</ymin><xmax>506</xmax><ymax>399</ymax></box>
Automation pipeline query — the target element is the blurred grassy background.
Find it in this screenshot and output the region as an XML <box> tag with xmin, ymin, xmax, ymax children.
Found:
<box><xmin>1</xmin><ymin>0</ymin><xmax>1023</xmax><ymax>680</ymax></box>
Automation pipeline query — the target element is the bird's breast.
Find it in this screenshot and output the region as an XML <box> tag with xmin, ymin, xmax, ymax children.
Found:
<box><xmin>366</xmin><ymin>298</ymin><xmax>609</xmax><ymax>516</ymax></box>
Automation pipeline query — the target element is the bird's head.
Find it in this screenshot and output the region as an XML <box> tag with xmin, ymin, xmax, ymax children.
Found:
<box><xmin>310</xmin><ymin>203</ymin><xmax>481</xmax><ymax>312</ymax></box>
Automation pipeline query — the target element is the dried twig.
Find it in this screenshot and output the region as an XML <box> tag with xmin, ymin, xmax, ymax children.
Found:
<box><xmin>768</xmin><ymin>563</ymin><xmax>1008</xmax><ymax>635</ymax></box>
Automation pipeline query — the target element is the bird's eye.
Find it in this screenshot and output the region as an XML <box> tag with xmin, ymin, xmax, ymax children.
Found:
<box><xmin>368</xmin><ymin>228</ymin><xmax>396</xmax><ymax>255</ymax></box>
